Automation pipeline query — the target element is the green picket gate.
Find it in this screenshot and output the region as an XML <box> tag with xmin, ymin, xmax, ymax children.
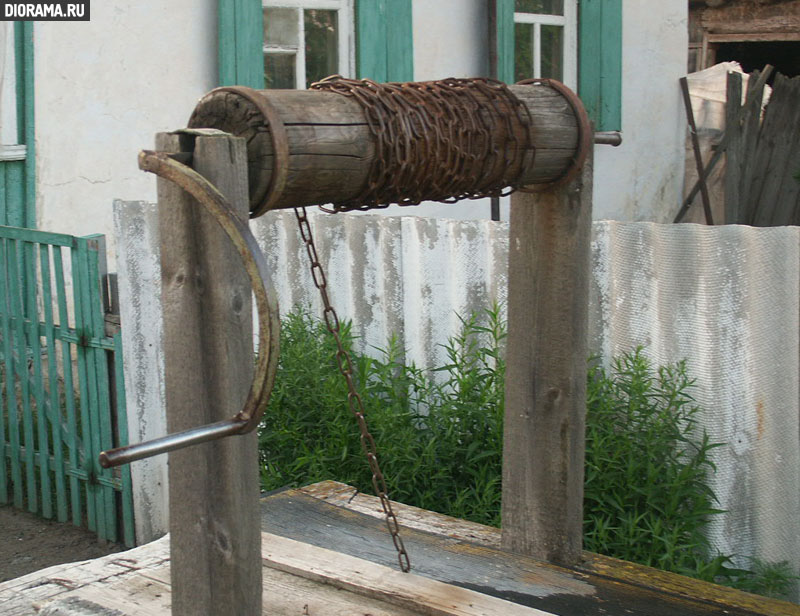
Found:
<box><xmin>0</xmin><ymin>225</ymin><xmax>134</xmax><ymax>547</ymax></box>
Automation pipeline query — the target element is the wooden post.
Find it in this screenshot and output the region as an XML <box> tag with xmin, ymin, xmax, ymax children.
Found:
<box><xmin>501</xmin><ymin>149</ymin><xmax>593</xmax><ymax>565</ymax></box>
<box><xmin>156</xmin><ymin>131</ymin><xmax>262</xmax><ymax>615</ymax></box>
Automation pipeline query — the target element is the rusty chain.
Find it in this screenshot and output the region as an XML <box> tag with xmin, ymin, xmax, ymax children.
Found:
<box><xmin>310</xmin><ymin>76</ymin><xmax>533</xmax><ymax>211</ymax></box>
<box><xmin>293</xmin><ymin>205</ymin><xmax>411</xmax><ymax>573</ymax></box>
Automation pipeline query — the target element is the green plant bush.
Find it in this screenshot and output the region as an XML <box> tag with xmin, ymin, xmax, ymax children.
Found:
<box><xmin>258</xmin><ymin>307</ymin><xmax>797</xmax><ymax>600</ymax></box>
<box><xmin>584</xmin><ymin>350</ymin><xmax>724</xmax><ymax>575</ymax></box>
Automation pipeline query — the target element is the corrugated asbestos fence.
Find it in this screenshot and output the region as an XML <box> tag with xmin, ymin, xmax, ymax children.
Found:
<box><xmin>116</xmin><ymin>204</ymin><xmax>799</xmax><ymax>599</ymax></box>
<box><xmin>0</xmin><ymin>225</ymin><xmax>134</xmax><ymax>547</ymax></box>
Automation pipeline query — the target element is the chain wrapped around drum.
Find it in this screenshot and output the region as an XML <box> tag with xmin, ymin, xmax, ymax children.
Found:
<box><xmin>187</xmin><ymin>76</ymin><xmax>590</xmax><ymax>217</ymax></box>
<box><xmin>309</xmin><ymin>76</ymin><xmax>533</xmax><ymax>210</ymax></box>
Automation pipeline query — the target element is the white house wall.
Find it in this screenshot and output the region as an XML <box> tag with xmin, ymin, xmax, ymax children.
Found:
<box><xmin>593</xmin><ymin>0</ymin><xmax>688</xmax><ymax>222</ymax></box>
<box><xmin>33</xmin><ymin>0</ymin><xmax>217</xmax><ymax>263</ymax></box>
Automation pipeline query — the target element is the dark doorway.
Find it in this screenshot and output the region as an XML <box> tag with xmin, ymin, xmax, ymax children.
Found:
<box><xmin>715</xmin><ymin>40</ymin><xmax>800</xmax><ymax>82</ymax></box>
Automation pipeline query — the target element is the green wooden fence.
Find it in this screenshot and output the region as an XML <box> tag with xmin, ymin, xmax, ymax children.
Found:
<box><xmin>0</xmin><ymin>225</ymin><xmax>134</xmax><ymax>547</ymax></box>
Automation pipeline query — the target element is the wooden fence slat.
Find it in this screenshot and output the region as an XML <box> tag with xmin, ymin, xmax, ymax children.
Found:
<box><xmin>85</xmin><ymin>237</ymin><xmax>117</xmax><ymax>541</ymax></box>
<box><xmin>8</xmin><ymin>239</ymin><xmax>38</xmax><ymax>512</ymax></box>
<box><xmin>71</xmin><ymin>244</ymin><xmax>97</xmax><ymax>532</ymax></box>
<box><xmin>81</xmin><ymin>238</ymin><xmax>109</xmax><ymax>539</ymax></box>
<box><xmin>0</xmin><ymin>239</ymin><xmax>10</xmax><ymax>503</ymax></box>
<box><xmin>737</xmin><ymin>70</ymin><xmax>767</xmax><ymax>222</ymax></box>
<box><xmin>0</xmin><ymin>164</ymin><xmax>6</xmax><ymax>226</ymax></box>
<box><xmin>39</xmin><ymin>242</ymin><xmax>68</xmax><ymax>522</ymax></box>
<box><xmin>25</xmin><ymin>239</ymin><xmax>53</xmax><ymax>519</ymax></box>
<box><xmin>1</xmin><ymin>238</ymin><xmax>23</xmax><ymax>507</ymax></box>
<box><xmin>724</xmin><ymin>72</ymin><xmax>743</xmax><ymax>224</ymax></box>
<box><xmin>751</xmin><ymin>75</ymin><xmax>800</xmax><ymax>226</ymax></box>
<box><xmin>53</xmin><ymin>247</ymin><xmax>82</xmax><ymax>526</ymax></box>
<box><xmin>760</xmin><ymin>76</ymin><xmax>800</xmax><ymax>226</ymax></box>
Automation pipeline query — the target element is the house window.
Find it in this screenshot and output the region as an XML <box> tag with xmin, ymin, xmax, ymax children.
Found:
<box><xmin>513</xmin><ymin>0</ymin><xmax>577</xmax><ymax>89</ymax></box>
<box><xmin>0</xmin><ymin>22</ymin><xmax>25</xmax><ymax>160</ymax></box>
<box><xmin>263</xmin><ymin>0</ymin><xmax>354</xmax><ymax>89</ymax></box>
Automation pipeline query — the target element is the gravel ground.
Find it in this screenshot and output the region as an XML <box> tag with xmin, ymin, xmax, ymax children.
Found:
<box><xmin>0</xmin><ymin>504</ymin><xmax>124</xmax><ymax>583</ymax></box>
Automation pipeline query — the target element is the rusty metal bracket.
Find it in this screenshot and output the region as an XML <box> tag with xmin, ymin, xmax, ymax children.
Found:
<box><xmin>98</xmin><ymin>150</ymin><xmax>280</xmax><ymax>468</ymax></box>
<box><xmin>516</xmin><ymin>78</ymin><xmax>593</xmax><ymax>192</ymax></box>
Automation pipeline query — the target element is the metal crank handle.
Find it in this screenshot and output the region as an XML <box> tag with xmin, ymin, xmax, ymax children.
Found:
<box><xmin>99</xmin><ymin>150</ymin><xmax>280</xmax><ymax>469</ymax></box>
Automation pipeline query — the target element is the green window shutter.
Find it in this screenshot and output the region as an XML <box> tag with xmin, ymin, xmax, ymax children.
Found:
<box><xmin>356</xmin><ymin>0</ymin><xmax>413</xmax><ymax>82</ymax></box>
<box><xmin>1</xmin><ymin>21</ymin><xmax>35</xmax><ymax>228</ymax></box>
<box><xmin>219</xmin><ymin>0</ymin><xmax>265</xmax><ymax>88</ymax></box>
<box><xmin>495</xmin><ymin>0</ymin><xmax>515</xmax><ymax>84</ymax></box>
<box><xmin>578</xmin><ymin>0</ymin><xmax>622</xmax><ymax>131</ymax></box>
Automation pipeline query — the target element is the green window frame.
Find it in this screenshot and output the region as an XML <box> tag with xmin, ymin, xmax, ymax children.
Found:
<box><xmin>356</xmin><ymin>0</ymin><xmax>413</xmax><ymax>82</ymax></box>
<box><xmin>0</xmin><ymin>21</ymin><xmax>35</xmax><ymax>228</ymax></box>
<box><xmin>496</xmin><ymin>0</ymin><xmax>622</xmax><ymax>131</ymax></box>
<box><xmin>219</xmin><ymin>0</ymin><xmax>265</xmax><ymax>88</ymax></box>
<box><xmin>578</xmin><ymin>0</ymin><xmax>621</xmax><ymax>131</ymax></box>
<box><xmin>218</xmin><ymin>0</ymin><xmax>412</xmax><ymax>89</ymax></box>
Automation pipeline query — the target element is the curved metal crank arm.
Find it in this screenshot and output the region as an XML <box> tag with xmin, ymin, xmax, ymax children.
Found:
<box><xmin>99</xmin><ymin>150</ymin><xmax>280</xmax><ymax>469</ymax></box>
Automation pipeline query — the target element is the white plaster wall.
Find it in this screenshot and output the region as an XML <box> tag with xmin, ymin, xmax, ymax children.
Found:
<box><xmin>592</xmin><ymin>0</ymin><xmax>688</xmax><ymax>222</ymax></box>
<box><xmin>412</xmin><ymin>0</ymin><xmax>488</xmax><ymax>81</ymax></box>
<box><xmin>33</xmin><ymin>0</ymin><xmax>217</xmax><ymax>265</ymax></box>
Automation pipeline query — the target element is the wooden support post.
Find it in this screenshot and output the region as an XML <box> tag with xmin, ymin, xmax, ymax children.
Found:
<box><xmin>501</xmin><ymin>149</ymin><xmax>593</xmax><ymax>565</ymax></box>
<box><xmin>156</xmin><ymin>131</ymin><xmax>262</xmax><ymax>615</ymax></box>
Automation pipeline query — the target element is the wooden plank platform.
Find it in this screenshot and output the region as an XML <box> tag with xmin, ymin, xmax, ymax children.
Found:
<box><xmin>0</xmin><ymin>531</ymin><xmax>548</xmax><ymax>616</ymax></box>
<box><xmin>1</xmin><ymin>481</ymin><xmax>797</xmax><ymax>615</ymax></box>
<box><xmin>268</xmin><ymin>481</ymin><xmax>798</xmax><ymax>616</ymax></box>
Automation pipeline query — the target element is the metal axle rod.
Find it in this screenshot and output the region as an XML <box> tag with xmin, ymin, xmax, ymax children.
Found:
<box><xmin>100</xmin><ymin>419</ymin><xmax>246</xmax><ymax>467</ymax></box>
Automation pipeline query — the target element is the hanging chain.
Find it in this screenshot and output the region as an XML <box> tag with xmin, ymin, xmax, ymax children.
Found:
<box><xmin>293</xmin><ymin>206</ymin><xmax>411</xmax><ymax>573</ymax></box>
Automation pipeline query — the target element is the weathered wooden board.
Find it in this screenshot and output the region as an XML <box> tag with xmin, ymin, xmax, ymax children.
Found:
<box><xmin>0</xmin><ymin>529</ymin><xmax>550</xmax><ymax>616</ymax></box>
<box><xmin>308</xmin><ymin>481</ymin><xmax>800</xmax><ymax>614</ymax></box>
<box><xmin>273</xmin><ymin>482</ymin><xmax>799</xmax><ymax>616</ymax></box>
<box><xmin>501</xmin><ymin>148</ymin><xmax>592</xmax><ymax>563</ymax></box>
<box><xmin>729</xmin><ymin>73</ymin><xmax>800</xmax><ymax>226</ymax></box>
<box><xmin>263</xmin><ymin>533</ymin><xmax>554</xmax><ymax>616</ymax></box>
<box><xmin>0</xmin><ymin>535</ymin><xmax>173</xmax><ymax>615</ymax></box>
<box><xmin>699</xmin><ymin>2</ymin><xmax>800</xmax><ymax>36</ymax></box>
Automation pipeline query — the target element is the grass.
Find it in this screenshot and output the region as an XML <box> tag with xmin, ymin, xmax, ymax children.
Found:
<box><xmin>258</xmin><ymin>306</ymin><xmax>798</xmax><ymax>601</ymax></box>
